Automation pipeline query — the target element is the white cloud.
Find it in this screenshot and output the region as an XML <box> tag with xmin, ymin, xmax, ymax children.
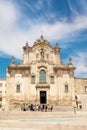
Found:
<box><xmin>72</xmin><ymin>52</ymin><xmax>87</xmax><ymax>78</ymax></box>
<box><xmin>67</xmin><ymin>0</ymin><xmax>79</xmax><ymax>15</ymax></box>
<box><xmin>0</xmin><ymin>0</ymin><xmax>87</xmax><ymax>78</ymax></box>
<box><xmin>0</xmin><ymin>1</ymin><xmax>87</xmax><ymax>58</ymax></box>
<box><xmin>0</xmin><ymin>1</ymin><xmax>18</xmax><ymax>28</ymax></box>
<box><xmin>20</xmin><ymin>0</ymin><xmax>35</xmax><ymax>13</ymax></box>
<box><xmin>34</xmin><ymin>0</ymin><xmax>44</xmax><ymax>10</ymax></box>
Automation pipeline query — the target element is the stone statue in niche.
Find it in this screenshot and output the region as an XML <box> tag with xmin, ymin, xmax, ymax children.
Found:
<box><xmin>40</xmin><ymin>48</ymin><xmax>44</xmax><ymax>58</ymax></box>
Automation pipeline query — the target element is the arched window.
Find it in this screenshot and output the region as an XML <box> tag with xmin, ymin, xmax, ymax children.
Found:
<box><xmin>39</xmin><ymin>70</ymin><xmax>46</xmax><ymax>83</ymax></box>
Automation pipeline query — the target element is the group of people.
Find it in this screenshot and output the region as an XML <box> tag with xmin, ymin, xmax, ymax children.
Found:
<box><xmin>20</xmin><ymin>103</ymin><xmax>53</xmax><ymax>112</ymax></box>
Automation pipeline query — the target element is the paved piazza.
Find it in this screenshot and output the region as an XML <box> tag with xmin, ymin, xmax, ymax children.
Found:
<box><xmin>0</xmin><ymin>109</ymin><xmax>87</xmax><ymax>130</ymax></box>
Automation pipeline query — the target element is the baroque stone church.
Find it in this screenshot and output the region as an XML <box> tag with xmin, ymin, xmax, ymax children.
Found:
<box><xmin>0</xmin><ymin>36</ymin><xmax>87</xmax><ymax>110</ymax></box>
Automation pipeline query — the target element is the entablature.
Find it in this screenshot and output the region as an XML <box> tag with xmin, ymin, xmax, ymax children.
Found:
<box><xmin>53</xmin><ymin>66</ymin><xmax>76</xmax><ymax>77</ymax></box>
<box><xmin>7</xmin><ymin>65</ymin><xmax>31</xmax><ymax>78</ymax></box>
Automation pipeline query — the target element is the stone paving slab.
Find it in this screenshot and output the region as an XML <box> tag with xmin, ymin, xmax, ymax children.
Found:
<box><xmin>0</xmin><ymin>128</ymin><xmax>39</xmax><ymax>130</ymax></box>
<box><xmin>0</xmin><ymin>117</ymin><xmax>87</xmax><ymax>130</ymax></box>
<box><xmin>0</xmin><ymin>110</ymin><xmax>87</xmax><ymax>130</ymax></box>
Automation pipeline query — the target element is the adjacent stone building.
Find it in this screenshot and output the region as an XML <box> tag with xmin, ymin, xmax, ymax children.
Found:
<box><xmin>0</xmin><ymin>79</ymin><xmax>6</xmax><ymax>109</ymax></box>
<box><xmin>0</xmin><ymin>36</ymin><xmax>87</xmax><ymax>110</ymax></box>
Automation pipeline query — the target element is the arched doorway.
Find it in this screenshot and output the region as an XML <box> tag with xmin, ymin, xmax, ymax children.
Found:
<box><xmin>40</xmin><ymin>91</ymin><xmax>47</xmax><ymax>104</ymax></box>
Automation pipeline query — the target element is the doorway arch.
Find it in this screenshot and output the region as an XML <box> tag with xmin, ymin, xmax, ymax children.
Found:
<box><xmin>40</xmin><ymin>91</ymin><xmax>47</xmax><ymax>104</ymax></box>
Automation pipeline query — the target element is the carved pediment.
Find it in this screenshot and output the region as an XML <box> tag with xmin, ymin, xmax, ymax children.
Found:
<box><xmin>33</xmin><ymin>35</ymin><xmax>51</xmax><ymax>47</ymax></box>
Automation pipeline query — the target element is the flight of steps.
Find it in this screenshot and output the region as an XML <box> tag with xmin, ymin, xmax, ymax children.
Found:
<box><xmin>53</xmin><ymin>105</ymin><xmax>73</xmax><ymax>112</ymax></box>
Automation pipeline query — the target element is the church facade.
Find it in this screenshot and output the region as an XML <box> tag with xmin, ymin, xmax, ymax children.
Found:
<box><xmin>0</xmin><ymin>36</ymin><xmax>87</xmax><ymax>110</ymax></box>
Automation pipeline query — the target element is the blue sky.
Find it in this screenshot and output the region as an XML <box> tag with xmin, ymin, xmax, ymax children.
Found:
<box><xmin>0</xmin><ymin>0</ymin><xmax>87</xmax><ymax>78</ymax></box>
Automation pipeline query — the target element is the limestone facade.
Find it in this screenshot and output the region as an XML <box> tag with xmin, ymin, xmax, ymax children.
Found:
<box><xmin>0</xmin><ymin>36</ymin><xmax>87</xmax><ymax>110</ymax></box>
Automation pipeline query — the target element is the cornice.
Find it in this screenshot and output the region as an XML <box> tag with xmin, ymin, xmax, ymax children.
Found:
<box><xmin>53</xmin><ymin>65</ymin><xmax>76</xmax><ymax>70</ymax></box>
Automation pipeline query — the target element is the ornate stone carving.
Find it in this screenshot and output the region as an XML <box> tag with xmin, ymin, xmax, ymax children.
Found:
<box><xmin>23</xmin><ymin>42</ymin><xmax>31</xmax><ymax>54</ymax></box>
<box><xmin>38</xmin><ymin>65</ymin><xmax>47</xmax><ymax>69</ymax></box>
<box><xmin>39</xmin><ymin>59</ymin><xmax>46</xmax><ymax>63</ymax></box>
<box><xmin>46</xmin><ymin>54</ymin><xmax>49</xmax><ymax>58</ymax></box>
<box><xmin>69</xmin><ymin>57</ymin><xmax>72</xmax><ymax>64</ymax></box>
<box><xmin>68</xmin><ymin>69</ymin><xmax>74</xmax><ymax>77</ymax></box>
<box><xmin>31</xmin><ymin>60</ymin><xmax>37</xmax><ymax>64</ymax></box>
<box><xmin>36</xmin><ymin>53</ymin><xmax>39</xmax><ymax>58</ymax></box>
<box><xmin>53</xmin><ymin>66</ymin><xmax>75</xmax><ymax>77</ymax></box>
<box><xmin>36</xmin><ymin>82</ymin><xmax>50</xmax><ymax>89</ymax></box>
<box><xmin>68</xmin><ymin>57</ymin><xmax>73</xmax><ymax>67</ymax></box>
<box><xmin>54</xmin><ymin>43</ymin><xmax>61</xmax><ymax>55</ymax></box>
<box><xmin>10</xmin><ymin>56</ymin><xmax>15</xmax><ymax>65</ymax></box>
<box><xmin>33</xmin><ymin>35</ymin><xmax>51</xmax><ymax>47</ymax></box>
<box><xmin>40</xmin><ymin>48</ymin><xmax>44</xmax><ymax>59</ymax></box>
<box><xmin>8</xmin><ymin>65</ymin><xmax>31</xmax><ymax>77</ymax></box>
